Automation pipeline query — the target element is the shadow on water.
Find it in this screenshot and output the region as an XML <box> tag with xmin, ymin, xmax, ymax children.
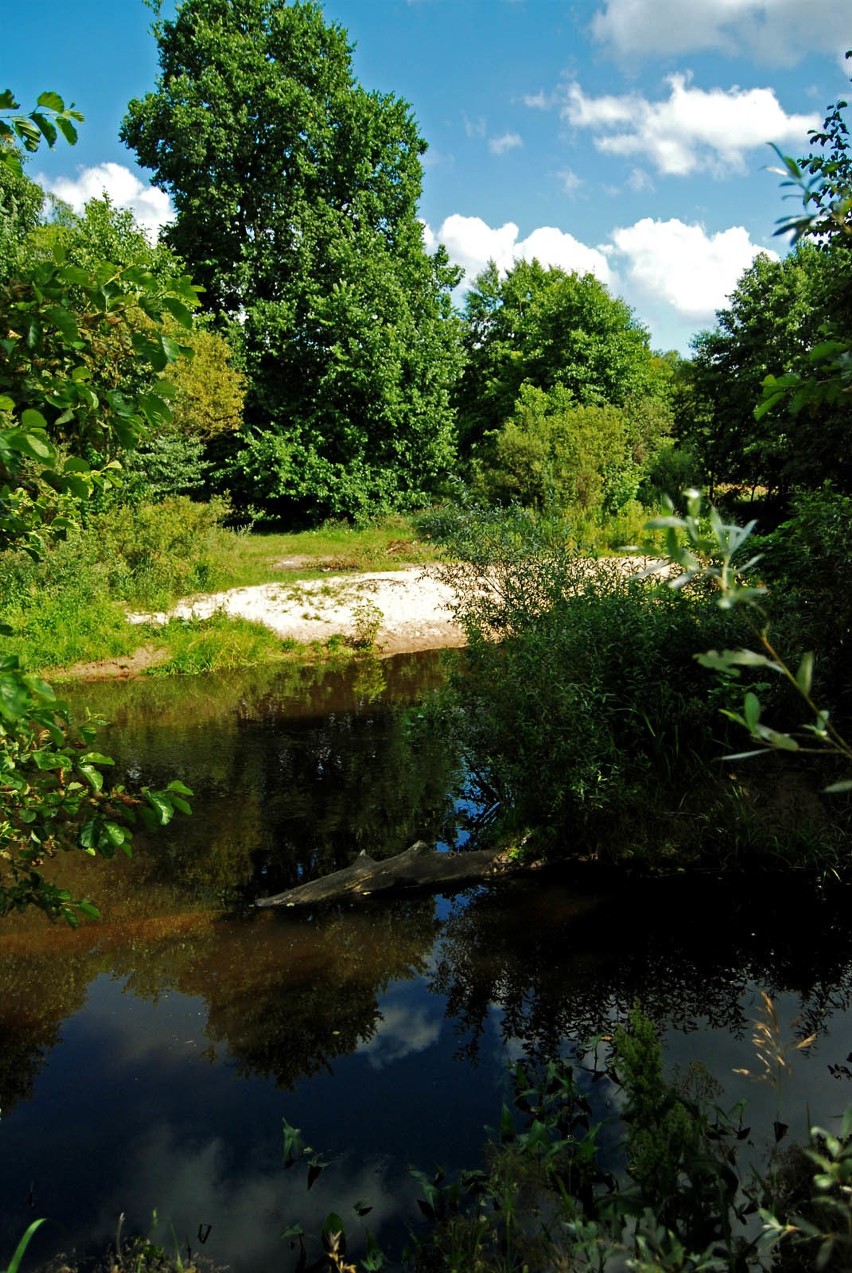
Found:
<box><xmin>0</xmin><ymin>651</ymin><xmax>850</xmax><ymax>1270</ymax></box>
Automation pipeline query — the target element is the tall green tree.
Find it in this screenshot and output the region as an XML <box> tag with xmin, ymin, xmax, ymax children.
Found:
<box><xmin>688</xmin><ymin>243</ymin><xmax>852</xmax><ymax>496</ymax></box>
<box><xmin>455</xmin><ymin>258</ymin><xmax>662</xmax><ymax>453</ymax></box>
<box><xmin>122</xmin><ymin>0</ymin><xmax>463</xmax><ymax>521</ymax></box>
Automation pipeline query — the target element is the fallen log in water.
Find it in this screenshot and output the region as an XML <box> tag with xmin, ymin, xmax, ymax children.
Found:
<box><xmin>255</xmin><ymin>840</ymin><xmax>516</xmax><ymax>909</ymax></box>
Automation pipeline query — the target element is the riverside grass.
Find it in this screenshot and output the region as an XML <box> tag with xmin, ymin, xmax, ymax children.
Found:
<box><xmin>0</xmin><ymin>504</ymin><xmax>443</xmax><ymax>677</ymax></box>
<box><xmin>0</xmin><ymin>498</ymin><xmax>667</xmax><ymax>678</ymax></box>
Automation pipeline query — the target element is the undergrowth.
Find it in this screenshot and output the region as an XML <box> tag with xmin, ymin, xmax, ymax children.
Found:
<box><xmin>144</xmin><ymin>613</ymin><xmax>286</xmax><ymax>676</ymax></box>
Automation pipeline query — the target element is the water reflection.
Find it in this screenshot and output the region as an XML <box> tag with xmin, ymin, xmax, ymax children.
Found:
<box><xmin>0</xmin><ymin>655</ymin><xmax>850</xmax><ymax>1271</ymax></box>
<box><xmin>431</xmin><ymin>873</ymin><xmax>852</xmax><ymax>1063</ymax></box>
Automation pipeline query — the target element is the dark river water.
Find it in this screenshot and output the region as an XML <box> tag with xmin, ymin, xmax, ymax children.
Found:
<box><xmin>1</xmin><ymin>652</ymin><xmax>850</xmax><ymax>1271</ymax></box>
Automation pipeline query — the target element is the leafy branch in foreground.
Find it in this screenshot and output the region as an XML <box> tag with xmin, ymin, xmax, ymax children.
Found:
<box><xmin>0</xmin><ymin>90</ymin><xmax>194</xmax><ymax>922</ymax></box>
<box><xmin>646</xmin><ymin>491</ymin><xmax>852</xmax><ymax>788</ymax></box>
<box><xmin>0</xmin><ymin>89</ymin><xmax>83</xmax><ymax>175</ymax></box>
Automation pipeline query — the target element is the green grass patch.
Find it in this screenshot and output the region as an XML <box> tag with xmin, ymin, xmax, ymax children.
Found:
<box><xmin>2</xmin><ymin>591</ymin><xmax>138</xmax><ymax>673</ymax></box>
<box><xmin>222</xmin><ymin>513</ymin><xmax>444</xmax><ymax>588</ymax></box>
<box><xmin>146</xmin><ymin>613</ymin><xmax>287</xmax><ymax>676</ymax></box>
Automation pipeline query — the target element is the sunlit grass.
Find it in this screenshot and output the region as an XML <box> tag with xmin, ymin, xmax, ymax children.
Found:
<box><xmin>220</xmin><ymin>513</ymin><xmax>444</xmax><ymax>588</ymax></box>
<box><xmin>145</xmin><ymin>613</ymin><xmax>287</xmax><ymax>676</ymax></box>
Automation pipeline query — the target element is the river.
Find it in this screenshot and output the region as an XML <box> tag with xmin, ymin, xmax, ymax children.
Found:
<box><xmin>0</xmin><ymin>652</ymin><xmax>850</xmax><ymax>1270</ymax></box>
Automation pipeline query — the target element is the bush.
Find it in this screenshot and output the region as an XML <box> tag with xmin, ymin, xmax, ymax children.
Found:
<box><xmin>758</xmin><ymin>485</ymin><xmax>852</xmax><ymax>713</ymax></box>
<box><xmin>436</xmin><ymin>507</ymin><xmax>751</xmax><ymax>861</ymax></box>
<box><xmin>90</xmin><ymin>495</ymin><xmax>235</xmax><ymax>608</ymax></box>
<box><xmin>0</xmin><ymin>497</ymin><xmax>241</xmax><ymax>669</ymax></box>
<box><xmin>473</xmin><ymin>384</ymin><xmax>642</xmax><ymax>516</ymax></box>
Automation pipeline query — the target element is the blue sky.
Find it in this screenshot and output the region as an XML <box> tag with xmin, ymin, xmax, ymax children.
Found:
<box><xmin>4</xmin><ymin>0</ymin><xmax>850</xmax><ymax>352</ymax></box>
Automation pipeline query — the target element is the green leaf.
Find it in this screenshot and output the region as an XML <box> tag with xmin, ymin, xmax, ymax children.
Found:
<box><xmin>31</xmin><ymin>112</ymin><xmax>57</xmax><ymax>147</ymax></box>
<box><xmin>103</xmin><ymin>822</ymin><xmax>129</xmax><ymax>849</ymax></box>
<box><xmin>824</xmin><ymin>779</ymin><xmax>852</xmax><ymax>793</ymax></box>
<box><xmin>46</xmin><ymin>306</ymin><xmax>80</xmax><ymax>344</ymax></box>
<box><xmin>743</xmin><ymin>692</ymin><xmax>761</xmax><ymax>733</ymax></box>
<box><xmin>697</xmin><ymin>649</ymin><xmax>782</xmax><ymax>674</ymax></box>
<box><xmin>79</xmin><ymin>764</ymin><xmax>104</xmax><ymax>793</ymax></box>
<box><xmin>9</xmin><ymin>429</ymin><xmax>56</xmax><ymax>463</ymax></box>
<box><xmin>796</xmin><ymin>652</ymin><xmax>814</xmax><ymax>696</ymax></box>
<box><xmin>20</xmin><ymin>408</ymin><xmax>48</xmax><ymax>432</ymax></box>
<box><xmin>166</xmin><ymin>779</ymin><xmax>193</xmax><ymax>796</ymax></box>
<box><xmin>144</xmin><ymin>791</ymin><xmax>174</xmax><ymax>825</ymax></box>
<box><xmin>161</xmin><ymin>296</ymin><xmax>194</xmax><ymax>328</ymax></box>
<box><xmin>36</xmin><ymin>91</ymin><xmax>65</xmax><ymax>111</ymax></box>
<box><xmin>54</xmin><ymin>116</ymin><xmax>78</xmax><ymax>145</ymax></box>
<box><xmin>5</xmin><ymin>1217</ymin><xmax>48</xmax><ymax>1273</ymax></box>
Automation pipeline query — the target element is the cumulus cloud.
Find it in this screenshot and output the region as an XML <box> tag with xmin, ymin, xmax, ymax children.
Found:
<box><xmin>38</xmin><ymin>162</ymin><xmax>174</xmax><ymax>240</ymax></box>
<box><xmin>563</xmin><ymin>75</ymin><xmax>819</xmax><ymax>176</ymax></box>
<box><xmin>427</xmin><ymin>210</ymin><xmax>774</xmax><ymax>348</ymax></box>
<box><xmin>426</xmin><ymin>213</ymin><xmax>616</xmax><ymax>288</ymax></box>
<box><xmin>591</xmin><ymin>0</ymin><xmax>851</xmax><ymax>65</ymax></box>
<box><xmin>489</xmin><ymin>131</ymin><xmax>523</xmax><ymax>156</ymax></box>
<box><xmin>611</xmin><ymin>217</ymin><xmax>776</xmax><ymax>319</ymax></box>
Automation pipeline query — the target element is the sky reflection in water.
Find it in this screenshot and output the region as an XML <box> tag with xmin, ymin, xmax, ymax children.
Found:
<box><xmin>0</xmin><ymin>654</ymin><xmax>850</xmax><ymax>1270</ymax></box>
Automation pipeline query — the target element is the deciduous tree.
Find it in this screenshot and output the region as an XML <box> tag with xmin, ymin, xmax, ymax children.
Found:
<box><xmin>455</xmin><ymin>258</ymin><xmax>661</xmax><ymax>454</ymax></box>
<box><xmin>0</xmin><ymin>91</ymin><xmax>192</xmax><ymax>924</ymax></box>
<box><xmin>122</xmin><ymin>0</ymin><xmax>463</xmax><ymax>520</ymax></box>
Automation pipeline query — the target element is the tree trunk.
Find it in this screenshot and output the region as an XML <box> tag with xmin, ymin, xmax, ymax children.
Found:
<box><xmin>255</xmin><ymin>840</ymin><xmax>516</xmax><ymax>909</ymax></box>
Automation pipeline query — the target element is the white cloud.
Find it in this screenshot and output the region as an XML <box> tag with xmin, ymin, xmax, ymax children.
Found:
<box><xmin>558</xmin><ymin>168</ymin><xmax>584</xmax><ymax>194</ymax></box>
<box><xmin>523</xmin><ymin>89</ymin><xmax>552</xmax><ymax>110</ymax></box>
<box><xmin>489</xmin><ymin>131</ymin><xmax>523</xmax><ymax>156</ymax></box>
<box><xmin>464</xmin><ymin>114</ymin><xmax>487</xmax><ymax>139</ymax></box>
<box><xmin>39</xmin><ymin>162</ymin><xmax>174</xmax><ymax>240</ymax></box>
<box><xmin>428</xmin><ymin>209</ymin><xmax>775</xmax><ymax>349</ymax></box>
<box><xmin>591</xmin><ymin>0</ymin><xmax>851</xmax><ymax>65</ymax></box>
<box><xmin>427</xmin><ymin>213</ymin><xmax>616</xmax><ymax>288</ymax></box>
<box><xmin>563</xmin><ymin>75</ymin><xmax>819</xmax><ymax>176</ymax></box>
<box><xmin>611</xmin><ymin>217</ymin><xmax>776</xmax><ymax>319</ymax></box>
<box><xmin>356</xmin><ymin>999</ymin><xmax>442</xmax><ymax>1070</ymax></box>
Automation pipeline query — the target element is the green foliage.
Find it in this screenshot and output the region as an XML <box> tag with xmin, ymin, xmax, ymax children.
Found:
<box><xmin>274</xmin><ymin>1004</ymin><xmax>852</xmax><ymax>1271</ymax></box>
<box><xmin>475</xmin><ymin>383</ymin><xmax>656</xmax><ymax>515</ymax></box>
<box><xmin>436</xmin><ymin>506</ymin><xmax>745</xmax><ymax>860</ymax></box>
<box><xmin>688</xmin><ymin>244</ymin><xmax>852</xmax><ymax>496</ymax></box>
<box><xmin>90</xmin><ymin>495</ymin><xmax>233</xmax><ymax>608</ymax></box>
<box><xmin>0</xmin><ymin>89</ymin><xmax>82</xmax><ymax>175</ymax></box>
<box><xmin>769</xmin><ymin>53</ymin><xmax>852</xmax><ymax>247</ymax></box>
<box><xmin>757</xmin><ymin>487</ymin><xmax>852</xmax><ymax>708</ymax></box>
<box><xmin>0</xmin><ymin>659</ymin><xmax>191</xmax><ymax>924</ymax></box>
<box><xmin>122</xmin><ymin>0</ymin><xmax>463</xmax><ymax>521</ymax></box>
<box><xmin>0</xmin><ymin>91</ymin><xmax>192</xmax><ymax>922</ymax></box>
<box><xmin>648</xmin><ymin>491</ymin><xmax>852</xmax><ymax>791</ymax></box>
<box><xmin>166</xmin><ymin>323</ymin><xmax>245</xmax><ymax>440</ymax></box>
<box><xmin>149</xmin><ymin>613</ymin><xmax>284</xmax><ymax>676</ymax></box>
<box><xmin>455</xmin><ymin>257</ymin><xmax>663</xmax><ymax>454</ymax></box>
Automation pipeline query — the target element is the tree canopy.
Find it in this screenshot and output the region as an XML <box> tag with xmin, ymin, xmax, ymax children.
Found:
<box><xmin>455</xmin><ymin>258</ymin><xmax>662</xmax><ymax>454</ymax></box>
<box><xmin>688</xmin><ymin>242</ymin><xmax>852</xmax><ymax>496</ymax></box>
<box><xmin>122</xmin><ymin>0</ymin><xmax>463</xmax><ymax>521</ymax></box>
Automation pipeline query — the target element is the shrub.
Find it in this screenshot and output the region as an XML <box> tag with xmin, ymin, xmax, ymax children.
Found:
<box><xmin>436</xmin><ymin>506</ymin><xmax>750</xmax><ymax>860</ymax></box>
<box><xmin>90</xmin><ymin>495</ymin><xmax>234</xmax><ymax>608</ymax></box>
